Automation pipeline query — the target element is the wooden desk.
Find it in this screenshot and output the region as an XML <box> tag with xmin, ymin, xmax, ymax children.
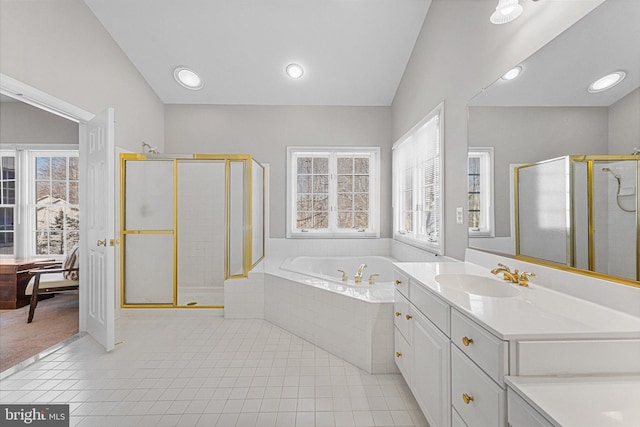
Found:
<box><xmin>0</xmin><ymin>258</ymin><xmax>52</xmax><ymax>309</ymax></box>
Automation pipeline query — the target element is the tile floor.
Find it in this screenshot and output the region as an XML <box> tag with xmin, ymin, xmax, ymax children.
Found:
<box><xmin>0</xmin><ymin>313</ymin><xmax>428</xmax><ymax>427</ymax></box>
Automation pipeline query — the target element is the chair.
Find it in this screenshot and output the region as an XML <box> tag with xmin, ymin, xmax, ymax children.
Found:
<box><xmin>25</xmin><ymin>244</ymin><xmax>80</xmax><ymax>323</ymax></box>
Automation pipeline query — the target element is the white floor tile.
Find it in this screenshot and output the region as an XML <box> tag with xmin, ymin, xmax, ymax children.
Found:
<box><xmin>2</xmin><ymin>316</ymin><xmax>424</xmax><ymax>427</ymax></box>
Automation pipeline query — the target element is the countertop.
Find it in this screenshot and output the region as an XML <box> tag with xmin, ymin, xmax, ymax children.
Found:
<box><xmin>506</xmin><ymin>375</ymin><xmax>640</xmax><ymax>427</ymax></box>
<box><xmin>393</xmin><ymin>261</ymin><xmax>640</xmax><ymax>340</ymax></box>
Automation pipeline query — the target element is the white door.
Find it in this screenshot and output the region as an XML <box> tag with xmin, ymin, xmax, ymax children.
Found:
<box><xmin>80</xmin><ymin>108</ymin><xmax>115</xmax><ymax>351</ymax></box>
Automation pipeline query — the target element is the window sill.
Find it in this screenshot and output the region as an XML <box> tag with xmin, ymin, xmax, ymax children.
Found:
<box><xmin>287</xmin><ymin>231</ymin><xmax>379</xmax><ymax>239</ymax></box>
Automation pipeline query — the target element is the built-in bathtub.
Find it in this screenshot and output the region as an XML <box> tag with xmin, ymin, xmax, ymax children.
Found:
<box><xmin>264</xmin><ymin>256</ymin><xmax>397</xmax><ymax>374</ymax></box>
<box><xmin>279</xmin><ymin>255</ymin><xmax>396</xmax><ymax>297</ymax></box>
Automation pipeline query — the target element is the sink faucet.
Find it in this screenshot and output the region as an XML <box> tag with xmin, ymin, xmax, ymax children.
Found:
<box><xmin>354</xmin><ymin>264</ymin><xmax>367</xmax><ymax>283</ymax></box>
<box><xmin>491</xmin><ymin>263</ymin><xmax>535</xmax><ymax>287</ymax></box>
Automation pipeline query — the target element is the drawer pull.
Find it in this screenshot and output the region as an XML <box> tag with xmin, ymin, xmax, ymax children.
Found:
<box><xmin>395</xmin><ymin>311</ymin><xmax>402</xmax><ymax>317</ymax></box>
<box><xmin>395</xmin><ymin>352</ymin><xmax>403</xmax><ymax>358</ymax></box>
<box><xmin>405</xmin><ymin>314</ymin><xmax>413</xmax><ymax>320</ymax></box>
<box><xmin>395</xmin><ymin>279</ymin><xmax>402</xmax><ymax>286</ymax></box>
<box><xmin>462</xmin><ymin>393</ymin><xmax>474</xmax><ymax>404</ymax></box>
<box><xmin>462</xmin><ymin>336</ymin><xmax>474</xmax><ymax>346</ymax></box>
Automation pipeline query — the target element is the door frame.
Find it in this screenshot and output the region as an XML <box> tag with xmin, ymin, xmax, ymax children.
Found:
<box><xmin>0</xmin><ymin>73</ymin><xmax>110</xmax><ymax>335</ymax></box>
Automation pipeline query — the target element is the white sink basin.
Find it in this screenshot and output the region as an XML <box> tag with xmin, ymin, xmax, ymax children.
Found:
<box><xmin>435</xmin><ymin>274</ymin><xmax>521</xmax><ymax>298</ymax></box>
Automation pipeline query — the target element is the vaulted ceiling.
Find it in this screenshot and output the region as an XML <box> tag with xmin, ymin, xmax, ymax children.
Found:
<box><xmin>83</xmin><ymin>0</ymin><xmax>432</xmax><ymax>106</ymax></box>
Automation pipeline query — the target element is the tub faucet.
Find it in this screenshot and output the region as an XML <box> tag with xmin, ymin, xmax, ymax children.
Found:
<box><xmin>368</xmin><ymin>274</ymin><xmax>380</xmax><ymax>285</ymax></box>
<box><xmin>354</xmin><ymin>264</ymin><xmax>367</xmax><ymax>283</ymax></box>
<box><xmin>337</xmin><ymin>270</ymin><xmax>348</xmax><ymax>282</ymax></box>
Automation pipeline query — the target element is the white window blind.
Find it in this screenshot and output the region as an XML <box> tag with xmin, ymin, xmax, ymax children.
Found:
<box><xmin>393</xmin><ymin>104</ymin><xmax>443</xmax><ymax>254</ymax></box>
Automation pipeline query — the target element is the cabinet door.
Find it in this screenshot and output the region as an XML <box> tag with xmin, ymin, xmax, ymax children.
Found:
<box><xmin>394</xmin><ymin>326</ymin><xmax>412</xmax><ymax>382</ymax></box>
<box><xmin>412</xmin><ymin>307</ymin><xmax>451</xmax><ymax>427</ymax></box>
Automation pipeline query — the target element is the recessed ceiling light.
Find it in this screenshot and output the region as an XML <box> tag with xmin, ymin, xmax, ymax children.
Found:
<box><xmin>502</xmin><ymin>66</ymin><xmax>522</xmax><ymax>81</ymax></box>
<box><xmin>173</xmin><ymin>67</ymin><xmax>204</xmax><ymax>90</ymax></box>
<box><xmin>490</xmin><ymin>0</ymin><xmax>523</xmax><ymax>25</ymax></box>
<box><xmin>286</xmin><ymin>63</ymin><xmax>304</xmax><ymax>79</ymax></box>
<box><xmin>587</xmin><ymin>71</ymin><xmax>626</xmax><ymax>93</ymax></box>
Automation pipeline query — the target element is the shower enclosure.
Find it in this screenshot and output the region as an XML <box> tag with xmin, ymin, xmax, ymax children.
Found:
<box><xmin>120</xmin><ymin>153</ymin><xmax>265</xmax><ymax>308</ymax></box>
<box><xmin>515</xmin><ymin>155</ymin><xmax>639</xmax><ymax>282</ymax></box>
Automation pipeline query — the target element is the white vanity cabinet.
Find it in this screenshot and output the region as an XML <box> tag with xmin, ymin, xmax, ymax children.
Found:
<box><xmin>394</xmin><ymin>267</ymin><xmax>509</xmax><ymax>427</ymax></box>
<box><xmin>393</xmin><ymin>270</ymin><xmax>451</xmax><ymax>427</ymax></box>
<box><xmin>507</xmin><ymin>388</ymin><xmax>553</xmax><ymax>427</ymax></box>
<box><xmin>393</xmin><ymin>260</ymin><xmax>640</xmax><ymax>427</ymax></box>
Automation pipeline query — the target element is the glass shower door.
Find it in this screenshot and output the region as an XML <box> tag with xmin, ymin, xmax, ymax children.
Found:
<box><xmin>122</xmin><ymin>159</ymin><xmax>175</xmax><ymax>305</ymax></box>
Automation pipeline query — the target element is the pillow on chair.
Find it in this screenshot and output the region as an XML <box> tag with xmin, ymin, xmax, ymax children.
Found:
<box><xmin>63</xmin><ymin>244</ymin><xmax>80</xmax><ymax>280</ymax></box>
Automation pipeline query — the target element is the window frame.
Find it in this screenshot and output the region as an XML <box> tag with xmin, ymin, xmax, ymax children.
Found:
<box><xmin>392</xmin><ymin>103</ymin><xmax>444</xmax><ymax>254</ymax></box>
<box><xmin>286</xmin><ymin>146</ymin><xmax>380</xmax><ymax>238</ymax></box>
<box><xmin>468</xmin><ymin>147</ymin><xmax>495</xmax><ymax>237</ymax></box>
<box><xmin>0</xmin><ymin>151</ymin><xmax>17</xmax><ymax>256</ymax></box>
<box><xmin>29</xmin><ymin>150</ymin><xmax>80</xmax><ymax>256</ymax></box>
<box><xmin>0</xmin><ymin>145</ymin><xmax>79</xmax><ymax>259</ymax></box>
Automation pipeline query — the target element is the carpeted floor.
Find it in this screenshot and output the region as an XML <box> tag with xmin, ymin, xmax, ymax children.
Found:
<box><xmin>0</xmin><ymin>293</ymin><xmax>78</xmax><ymax>373</ymax></box>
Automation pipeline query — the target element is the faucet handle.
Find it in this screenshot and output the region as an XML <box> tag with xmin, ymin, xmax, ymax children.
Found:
<box><xmin>368</xmin><ymin>274</ymin><xmax>380</xmax><ymax>285</ymax></box>
<box><xmin>337</xmin><ymin>270</ymin><xmax>348</xmax><ymax>282</ymax></box>
<box><xmin>517</xmin><ymin>271</ymin><xmax>535</xmax><ymax>287</ymax></box>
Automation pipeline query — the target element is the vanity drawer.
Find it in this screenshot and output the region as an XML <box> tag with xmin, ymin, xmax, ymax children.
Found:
<box><xmin>513</xmin><ymin>339</ymin><xmax>640</xmax><ymax>376</ymax></box>
<box><xmin>394</xmin><ymin>326</ymin><xmax>412</xmax><ymax>382</ymax></box>
<box><xmin>393</xmin><ymin>269</ymin><xmax>409</xmax><ymax>298</ymax></box>
<box><xmin>394</xmin><ymin>291</ymin><xmax>411</xmax><ymax>342</ymax></box>
<box><xmin>451</xmin><ymin>309</ymin><xmax>508</xmax><ymax>385</ymax></box>
<box><xmin>409</xmin><ymin>280</ymin><xmax>450</xmax><ymax>337</ymax></box>
<box><xmin>452</xmin><ymin>346</ymin><xmax>506</xmax><ymax>427</ymax></box>
<box><xmin>507</xmin><ymin>388</ymin><xmax>553</xmax><ymax>427</ymax></box>
<box><xmin>452</xmin><ymin>407</ymin><xmax>468</xmax><ymax>427</ymax></box>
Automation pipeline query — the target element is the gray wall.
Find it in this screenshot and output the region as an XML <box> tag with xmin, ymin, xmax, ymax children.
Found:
<box><xmin>164</xmin><ymin>105</ymin><xmax>392</xmax><ymax>239</ymax></box>
<box><xmin>1</xmin><ymin>101</ymin><xmax>79</xmax><ymax>145</ymax></box>
<box><xmin>468</xmin><ymin>106</ymin><xmax>608</xmax><ymax>237</ymax></box>
<box><xmin>391</xmin><ymin>0</ymin><xmax>604</xmax><ymax>260</ymax></box>
<box><xmin>609</xmin><ymin>88</ymin><xmax>640</xmax><ymax>155</ymax></box>
<box><xmin>0</xmin><ymin>0</ymin><xmax>164</xmax><ymax>153</ymax></box>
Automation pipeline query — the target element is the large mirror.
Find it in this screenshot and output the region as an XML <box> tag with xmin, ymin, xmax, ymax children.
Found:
<box><xmin>467</xmin><ymin>0</ymin><xmax>640</xmax><ymax>285</ymax></box>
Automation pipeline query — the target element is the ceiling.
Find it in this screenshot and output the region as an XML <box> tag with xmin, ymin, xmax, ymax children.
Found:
<box><xmin>469</xmin><ymin>0</ymin><xmax>640</xmax><ymax>107</ymax></box>
<box><xmin>83</xmin><ymin>0</ymin><xmax>432</xmax><ymax>106</ymax></box>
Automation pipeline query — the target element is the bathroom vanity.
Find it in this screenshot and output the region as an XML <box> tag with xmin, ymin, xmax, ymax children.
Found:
<box><xmin>393</xmin><ymin>261</ymin><xmax>640</xmax><ymax>427</ymax></box>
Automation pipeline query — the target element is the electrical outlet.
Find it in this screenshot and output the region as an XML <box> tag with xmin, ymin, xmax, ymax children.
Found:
<box><xmin>456</xmin><ymin>207</ymin><xmax>464</xmax><ymax>225</ymax></box>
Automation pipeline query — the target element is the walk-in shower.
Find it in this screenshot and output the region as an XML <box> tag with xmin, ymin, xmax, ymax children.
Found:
<box><xmin>120</xmin><ymin>153</ymin><xmax>265</xmax><ymax>308</ymax></box>
<box><xmin>516</xmin><ymin>155</ymin><xmax>639</xmax><ymax>283</ymax></box>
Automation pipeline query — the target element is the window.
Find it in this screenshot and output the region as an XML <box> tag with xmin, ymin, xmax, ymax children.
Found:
<box><xmin>468</xmin><ymin>148</ymin><xmax>494</xmax><ymax>237</ymax></box>
<box><xmin>0</xmin><ymin>148</ymin><xmax>79</xmax><ymax>258</ymax></box>
<box><xmin>32</xmin><ymin>152</ymin><xmax>80</xmax><ymax>254</ymax></box>
<box><xmin>0</xmin><ymin>153</ymin><xmax>16</xmax><ymax>255</ymax></box>
<box><xmin>393</xmin><ymin>104</ymin><xmax>443</xmax><ymax>254</ymax></box>
<box><xmin>287</xmin><ymin>147</ymin><xmax>380</xmax><ymax>237</ymax></box>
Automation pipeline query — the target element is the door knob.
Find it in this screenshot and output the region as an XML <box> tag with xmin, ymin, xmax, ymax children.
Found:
<box><xmin>97</xmin><ymin>239</ymin><xmax>107</xmax><ymax>247</ymax></box>
<box><xmin>462</xmin><ymin>393</ymin><xmax>474</xmax><ymax>404</ymax></box>
<box><xmin>462</xmin><ymin>336</ymin><xmax>474</xmax><ymax>346</ymax></box>
<box><xmin>405</xmin><ymin>314</ymin><xmax>412</xmax><ymax>320</ymax></box>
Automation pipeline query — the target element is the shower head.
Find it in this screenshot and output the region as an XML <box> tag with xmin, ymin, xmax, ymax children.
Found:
<box><xmin>602</xmin><ymin>167</ymin><xmax>621</xmax><ymax>180</ymax></box>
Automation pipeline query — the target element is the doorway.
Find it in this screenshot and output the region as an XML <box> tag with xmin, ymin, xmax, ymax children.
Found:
<box><xmin>0</xmin><ymin>74</ymin><xmax>116</xmax><ymax>372</ymax></box>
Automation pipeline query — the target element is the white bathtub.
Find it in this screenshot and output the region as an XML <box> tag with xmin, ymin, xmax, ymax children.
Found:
<box><xmin>280</xmin><ymin>255</ymin><xmax>395</xmax><ymax>286</ymax></box>
<box><xmin>278</xmin><ymin>256</ymin><xmax>396</xmax><ymax>303</ymax></box>
<box><xmin>264</xmin><ymin>255</ymin><xmax>398</xmax><ymax>373</ymax></box>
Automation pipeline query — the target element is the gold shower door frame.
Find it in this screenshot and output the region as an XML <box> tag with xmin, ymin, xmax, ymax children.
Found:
<box><xmin>119</xmin><ymin>153</ymin><xmax>266</xmax><ymax>308</ymax></box>
<box><xmin>514</xmin><ymin>154</ymin><xmax>640</xmax><ymax>286</ymax></box>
